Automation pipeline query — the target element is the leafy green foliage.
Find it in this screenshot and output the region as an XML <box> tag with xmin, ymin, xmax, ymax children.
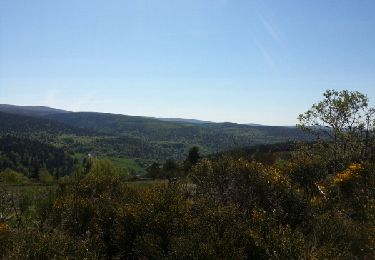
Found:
<box><xmin>298</xmin><ymin>89</ymin><xmax>375</xmax><ymax>171</ymax></box>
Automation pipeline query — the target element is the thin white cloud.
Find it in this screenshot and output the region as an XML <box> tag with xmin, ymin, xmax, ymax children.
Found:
<box><xmin>69</xmin><ymin>90</ymin><xmax>100</xmax><ymax>111</ymax></box>
<box><xmin>257</xmin><ymin>12</ymin><xmax>284</xmax><ymax>47</ymax></box>
<box><xmin>43</xmin><ymin>88</ymin><xmax>102</xmax><ymax>111</ymax></box>
<box><xmin>253</xmin><ymin>38</ymin><xmax>278</xmax><ymax>72</ymax></box>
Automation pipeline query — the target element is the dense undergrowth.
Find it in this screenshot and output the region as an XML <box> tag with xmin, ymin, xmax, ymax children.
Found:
<box><xmin>0</xmin><ymin>152</ymin><xmax>374</xmax><ymax>259</ymax></box>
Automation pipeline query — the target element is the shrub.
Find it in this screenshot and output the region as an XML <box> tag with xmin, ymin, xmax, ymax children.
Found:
<box><xmin>0</xmin><ymin>169</ymin><xmax>29</xmax><ymax>185</ymax></box>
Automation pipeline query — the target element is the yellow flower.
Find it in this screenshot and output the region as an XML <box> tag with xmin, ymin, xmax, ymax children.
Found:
<box><xmin>348</xmin><ymin>163</ymin><xmax>363</xmax><ymax>172</ymax></box>
<box><xmin>0</xmin><ymin>222</ymin><xmax>10</xmax><ymax>240</ymax></box>
<box><xmin>334</xmin><ymin>163</ymin><xmax>362</xmax><ymax>184</ymax></box>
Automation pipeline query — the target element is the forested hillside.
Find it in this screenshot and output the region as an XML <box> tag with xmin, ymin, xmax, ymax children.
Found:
<box><xmin>0</xmin><ymin>105</ymin><xmax>308</xmax><ymax>163</ymax></box>
<box><xmin>0</xmin><ymin>135</ymin><xmax>76</xmax><ymax>178</ymax></box>
<box><xmin>0</xmin><ymin>104</ymin><xmax>68</xmax><ymax>117</ymax></box>
<box><xmin>43</xmin><ymin>111</ymin><xmax>306</xmax><ymax>145</ymax></box>
<box><xmin>0</xmin><ymin>111</ymin><xmax>94</xmax><ymax>139</ymax></box>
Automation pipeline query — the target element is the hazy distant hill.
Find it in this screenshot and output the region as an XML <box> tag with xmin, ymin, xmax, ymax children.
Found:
<box><xmin>0</xmin><ymin>111</ymin><xmax>92</xmax><ymax>138</ymax></box>
<box><xmin>43</xmin><ymin>112</ymin><xmax>307</xmax><ymax>144</ymax></box>
<box><xmin>0</xmin><ymin>104</ymin><xmax>69</xmax><ymax>117</ymax></box>
<box><xmin>0</xmin><ymin>105</ymin><xmax>310</xmax><ymax>162</ymax></box>
<box><xmin>158</xmin><ymin>118</ymin><xmax>213</xmax><ymax>124</ymax></box>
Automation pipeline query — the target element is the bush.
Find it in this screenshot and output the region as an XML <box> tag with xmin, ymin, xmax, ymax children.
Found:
<box><xmin>0</xmin><ymin>169</ymin><xmax>29</xmax><ymax>185</ymax></box>
<box><xmin>38</xmin><ymin>169</ymin><xmax>54</xmax><ymax>184</ymax></box>
<box><xmin>3</xmin><ymin>229</ymin><xmax>95</xmax><ymax>260</ymax></box>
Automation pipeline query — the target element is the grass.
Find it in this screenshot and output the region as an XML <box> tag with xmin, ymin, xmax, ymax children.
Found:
<box><xmin>72</xmin><ymin>152</ymin><xmax>147</xmax><ymax>175</ymax></box>
<box><xmin>109</xmin><ymin>157</ymin><xmax>147</xmax><ymax>175</ymax></box>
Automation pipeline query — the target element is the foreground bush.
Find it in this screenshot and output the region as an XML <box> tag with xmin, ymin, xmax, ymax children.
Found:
<box><xmin>1</xmin><ymin>157</ymin><xmax>374</xmax><ymax>259</ymax></box>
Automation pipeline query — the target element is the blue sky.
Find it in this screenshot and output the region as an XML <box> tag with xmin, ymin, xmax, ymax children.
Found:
<box><xmin>1</xmin><ymin>0</ymin><xmax>374</xmax><ymax>125</ymax></box>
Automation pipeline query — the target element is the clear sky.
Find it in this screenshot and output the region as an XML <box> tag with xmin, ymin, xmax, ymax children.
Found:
<box><xmin>1</xmin><ymin>0</ymin><xmax>374</xmax><ymax>125</ymax></box>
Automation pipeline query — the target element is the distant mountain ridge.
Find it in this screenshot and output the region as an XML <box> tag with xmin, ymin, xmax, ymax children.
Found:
<box><xmin>0</xmin><ymin>104</ymin><xmax>310</xmax><ymax>162</ymax></box>
<box><xmin>0</xmin><ymin>104</ymin><xmax>69</xmax><ymax>117</ymax></box>
<box><xmin>158</xmin><ymin>118</ymin><xmax>214</xmax><ymax>124</ymax></box>
<box><xmin>0</xmin><ymin>104</ymin><xmax>285</xmax><ymax>127</ymax></box>
<box><xmin>0</xmin><ymin>111</ymin><xmax>96</xmax><ymax>138</ymax></box>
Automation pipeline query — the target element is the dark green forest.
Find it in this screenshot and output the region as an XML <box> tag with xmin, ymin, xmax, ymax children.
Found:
<box><xmin>0</xmin><ymin>90</ymin><xmax>374</xmax><ymax>259</ymax></box>
<box><xmin>0</xmin><ymin>105</ymin><xmax>308</xmax><ymax>162</ymax></box>
<box><xmin>0</xmin><ymin>135</ymin><xmax>76</xmax><ymax>178</ymax></box>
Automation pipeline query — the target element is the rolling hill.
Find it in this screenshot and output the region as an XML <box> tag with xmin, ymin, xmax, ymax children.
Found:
<box><xmin>0</xmin><ymin>104</ymin><xmax>69</xmax><ymax>117</ymax></box>
<box><xmin>0</xmin><ymin>104</ymin><xmax>310</xmax><ymax>164</ymax></box>
<box><xmin>0</xmin><ymin>111</ymin><xmax>94</xmax><ymax>138</ymax></box>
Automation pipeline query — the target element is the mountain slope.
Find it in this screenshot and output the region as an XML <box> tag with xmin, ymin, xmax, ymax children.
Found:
<box><xmin>0</xmin><ymin>111</ymin><xmax>93</xmax><ymax>138</ymax></box>
<box><xmin>42</xmin><ymin>111</ymin><xmax>309</xmax><ymax>153</ymax></box>
<box><xmin>46</xmin><ymin>112</ymin><xmax>302</xmax><ymax>138</ymax></box>
<box><xmin>0</xmin><ymin>105</ymin><xmax>310</xmax><ymax>162</ymax></box>
<box><xmin>158</xmin><ymin>118</ymin><xmax>213</xmax><ymax>124</ymax></box>
<box><xmin>0</xmin><ymin>135</ymin><xmax>76</xmax><ymax>177</ymax></box>
<box><xmin>0</xmin><ymin>104</ymin><xmax>69</xmax><ymax>117</ymax></box>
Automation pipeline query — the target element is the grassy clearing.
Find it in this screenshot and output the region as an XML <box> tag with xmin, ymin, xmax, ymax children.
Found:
<box><xmin>110</xmin><ymin>157</ymin><xmax>147</xmax><ymax>175</ymax></box>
